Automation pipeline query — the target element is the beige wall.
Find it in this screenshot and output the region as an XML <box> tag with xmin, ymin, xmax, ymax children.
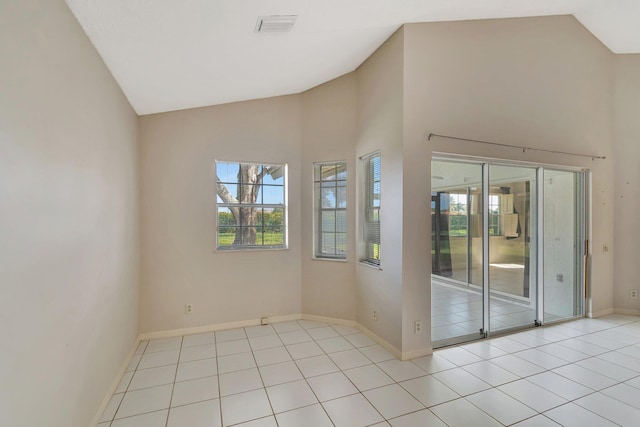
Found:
<box><xmin>0</xmin><ymin>1</ymin><xmax>140</xmax><ymax>426</ymax></box>
<box><xmin>355</xmin><ymin>29</ymin><xmax>405</xmax><ymax>350</ymax></box>
<box><xmin>403</xmin><ymin>16</ymin><xmax>616</xmax><ymax>321</ymax></box>
<box><xmin>138</xmin><ymin>96</ymin><xmax>303</xmax><ymax>333</ymax></box>
<box><xmin>301</xmin><ymin>74</ymin><xmax>357</xmax><ymax>320</ymax></box>
<box><xmin>613</xmin><ymin>55</ymin><xmax>640</xmax><ymax>314</ymax></box>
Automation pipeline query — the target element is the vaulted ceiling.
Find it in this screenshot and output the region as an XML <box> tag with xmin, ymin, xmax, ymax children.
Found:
<box><xmin>65</xmin><ymin>0</ymin><xmax>640</xmax><ymax>115</ymax></box>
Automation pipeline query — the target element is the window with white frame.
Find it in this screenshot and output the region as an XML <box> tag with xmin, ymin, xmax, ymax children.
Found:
<box><xmin>314</xmin><ymin>162</ymin><xmax>347</xmax><ymax>259</ymax></box>
<box><xmin>361</xmin><ymin>153</ymin><xmax>381</xmax><ymax>266</ymax></box>
<box><xmin>215</xmin><ymin>161</ymin><xmax>286</xmax><ymax>250</ymax></box>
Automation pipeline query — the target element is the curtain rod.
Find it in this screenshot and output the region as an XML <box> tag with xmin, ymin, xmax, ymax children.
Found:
<box><xmin>427</xmin><ymin>133</ymin><xmax>606</xmax><ymax>161</ymax></box>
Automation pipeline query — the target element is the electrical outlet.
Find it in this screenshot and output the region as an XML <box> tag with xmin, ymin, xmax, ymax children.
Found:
<box><xmin>556</xmin><ymin>273</ymin><xmax>564</xmax><ymax>282</ymax></box>
<box><xmin>414</xmin><ymin>320</ymin><xmax>422</xmax><ymax>334</ymax></box>
<box><xmin>260</xmin><ymin>317</ymin><xmax>268</xmax><ymax>325</ymax></box>
<box><xmin>185</xmin><ymin>303</ymin><xmax>193</xmax><ymax>314</ymax></box>
<box><xmin>603</xmin><ymin>243</ymin><xmax>609</xmax><ymax>253</ymax></box>
<box><xmin>631</xmin><ymin>290</ymin><xmax>638</xmax><ymax>299</ymax></box>
<box><xmin>372</xmin><ymin>309</ymin><xmax>378</xmax><ymax>321</ymax></box>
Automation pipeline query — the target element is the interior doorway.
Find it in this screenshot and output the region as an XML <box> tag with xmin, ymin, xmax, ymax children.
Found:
<box><xmin>431</xmin><ymin>157</ymin><xmax>586</xmax><ymax>348</ymax></box>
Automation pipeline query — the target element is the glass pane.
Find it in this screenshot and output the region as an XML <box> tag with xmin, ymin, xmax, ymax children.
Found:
<box><xmin>431</xmin><ymin>159</ymin><xmax>483</xmax><ymax>345</ymax></box>
<box><xmin>216</xmin><ymin>162</ymin><xmax>239</xmax><ymax>183</ymax></box>
<box><xmin>488</xmin><ymin>165</ymin><xmax>537</xmax><ymax>332</ymax></box>
<box><xmin>336</xmin><ymin>233</ymin><xmax>347</xmax><ymax>254</ymax></box>
<box><xmin>321</xmin><ymin>211</ymin><xmax>336</xmax><ymax>232</ymax></box>
<box><xmin>262</xmin><ymin>227</ymin><xmax>284</xmax><ymax>245</ymax></box>
<box><xmin>217</xmin><ymin>184</ymin><xmax>237</xmax><ymax>204</ymax></box>
<box><xmin>372</xmin><ymin>182</ymin><xmax>381</xmax><ymax>207</ymax></box>
<box><xmin>217</xmin><ymin>207</ymin><xmax>235</xmax><ymax>226</ymax></box>
<box><xmin>335</xmin><ymin>211</ymin><xmax>346</xmax><ymax>233</ymax></box>
<box><xmin>320</xmin><ymin>164</ymin><xmax>337</xmax><ymax>180</ymax></box>
<box><xmin>336</xmin><ymin>183</ymin><xmax>346</xmax><ymax>208</ymax></box>
<box><xmin>321</xmin><ymin>188</ymin><xmax>336</xmax><ymax>209</ymax></box>
<box><xmin>262</xmin><ymin>165</ymin><xmax>284</xmax><ymax>185</ymax></box>
<box><xmin>262</xmin><ymin>184</ymin><xmax>284</xmax><ymax>204</ymax></box>
<box><xmin>321</xmin><ymin>233</ymin><xmax>336</xmax><ymax>254</ymax></box>
<box><xmin>544</xmin><ymin>170</ymin><xmax>583</xmax><ymax>321</ymax></box>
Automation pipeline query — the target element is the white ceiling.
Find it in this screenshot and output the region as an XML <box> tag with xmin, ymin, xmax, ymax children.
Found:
<box><xmin>65</xmin><ymin>0</ymin><xmax>640</xmax><ymax>116</ymax></box>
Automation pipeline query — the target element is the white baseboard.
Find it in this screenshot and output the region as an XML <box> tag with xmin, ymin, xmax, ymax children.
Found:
<box><xmin>89</xmin><ymin>338</ymin><xmax>142</xmax><ymax>427</ymax></box>
<box><xmin>613</xmin><ymin>308</ymin><xmax>640</xmax><ymax>316</ymax></box>
<box><xmin>590</xmin><ymin>308</ymin><xmax>614</xmax><ymax>318</ymax></box>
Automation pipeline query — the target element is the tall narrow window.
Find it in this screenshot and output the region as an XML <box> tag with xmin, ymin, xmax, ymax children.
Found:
<box><xmin>362</xmin><ymin>153</ymin><xmax>381</xmax><ymax>266</ymax></box>
<box><xmin>216</xmin><ymin>161</ymin><xmax>286</xmax><ymax>250</ymax></box>
<box><xmin>314</xmin><ymin>162</ymin><xmax>347</xmax><ymax>259</ymax></box>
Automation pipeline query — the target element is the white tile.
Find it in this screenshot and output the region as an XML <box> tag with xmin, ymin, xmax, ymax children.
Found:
<box><xmin>276</xmin><ymin>404</ymin><xmax>333</xmax><ymax>427</ymax></box>
<box><xmin>216</xmin><ymin>339</ymin><xmax>251</xmax><ymax>356</ymax></box>
<box><xmin>129</xmin><ymin>365</ymin><xmax>177</xmax><ymax>391</ymax></box>
<box><xmin>266</xmin><ymin>379</ymin><xmax>318</xmax><ymax>413</ymax></box>
<box><xmin>234</xmin><ymin>416</ymin><xmax>277</xmax><ymax>427</ymax></box>
<box><xmin>343</xmin><ymin>333</ymin><xmax>376</xmax><ymax>348</ymax></box>
<box><xmin>180</xmin><ymin>344</ymin><xmax>216</xmax><ymax>363</ymax></box>
<box><xmin>116</xmin><ymin>371</ymin><xmax>134</xmax><ymax>394</ymax></box>
<box><xmin>315</xmin><ymin>336</ymin><xmax>354</xmax><ymax>353</ymax></box>
<box><xmin>576</xmin><ymin>356</ymin><xmax>638</xmax><ymax>381</ymax></box>
<box><xmin>489</xmin><ymin>336</ymin><xmax>530</xmax><ymax>353</ymax></box>
<box><xmin>576</xmin><ymin>391</ymin><xmax>640</xmax><ymax>426</ymax></box>
<box><xmin>467</xmin><ymin>388</ymin><xmax>537</xmax><ymax>425</ymax></box>
<box><xmin>511</xmin><ymin>415</ymin><xmax>561</xmax><ymax>427</ymax></box>
<box><xmin>460</xmin><ymin>341</ymin><xmax>507</xmax><ymax>359</ymax></box>
<box><xmin>527</xmin><ymin>372</ymin><xmax>593</xmax><ymax>400</ymax></box>
<box><xmin>322</xmin><ymin>393</ymin><xmax>384</xmax><ymax>427</ymax></box>
<box><xmin>430</xmin><ymin>398</ymin><xmax>502</xmax><ymax>427</ymax></box>
<box><xmin>217</xmin><ymin>352</ymin><xmax>256</xmax><ymax>374</ymax></box>
<box><xmin>307</xmin><ymin>326</ymin><xmax>340</xmax><ymax>340</ymax></box>
<box><xmin>432</xmin><ymin>367</ymin><xmax>491</xmax><ymax>396</ymax></box>
<box><xmin>253</xmin><ymin>346</ymin><xmax>292</xmax><ymax>366</ymax></box>
<box><xmin>462</xmin><ymin>360</ymin><xmax>519</xmax><ymax>386</ymax></box>
<box><xmin>399</xmin><ymin>375</ymin><xmax>459</xmax><ymax>407</ymax></box>
<box><xmin>490</xmin><ymin>354</ymin><xmax>546</xmax><ymax>377</ymax></box>
<box><xmin>602</xmin><ymin>383</ymin><xmax>640</xmax><ymax>410</ymax></box>
<box><xmin>328</xmin><ymin>349</ymin><xmax>371</xmax><ymax>370</ymax></box>
<box><xmin>100</xmin><ymin>393</ymin><xmax>124</xmax><ymax>422</ymax></box>
<box><xmin>215</xmin><ymin>328</ymin><xmax>247</xmax><ymax>343</ymax></box>
<box><xmin>388</xmin><ymin>409</ymin><xmax>447</xmax><ymax>427</ymax></box>
<box><xmin>411</xmin><ymin>354</ymin><xmax>456</xmax><ymax>374</ymax></box>
<box><xmin>259</xmin><ymin>361</ymin><xmax>303</xmax><ymax>387</ymax></box>
<box><xmin>307</xmin><ymin>372</ymin><xmax>358</xmax><ymax>401</ymax></box>
<box><xmin>245</xmin><ymin>325</ymin><xmax>276</xmax><ymax>338</ymax></box>
<box><xmin>273</xmin><ymin>321</ymin><xmax>303</xmax><ymax>333</ymax></box>
<box><xmin>279</xmin><ymin>330</ymin><xmax>313</xmax><ymax>345</ymax></box>
<box><xmin>138</xmin><ymin>349</ymin><xmax>180</xmax><ymax>369</ymax></box>
<box><xmin>509</xmin><ymin>332</ymin><xmax>551</xmax><ymax>348</ymax></box>
<box><xmin>146</xmin><ymin>337</ymin><xmax>182</xmax><ymax>354</ymax></box>
<box><xmin>296</xmin><ymin>355</ymin><xmax>339</xmax><ymax>378</ymax></box>
<box><xmin>168</xmin><ymin>399</ymin><xmax>221</xmax><ymax>427</ymax></box>
<box><xmin>126</xmin><ymin>354</ymin><xmax>142</xmax><ymax>372</ymax></box>
<box><xmin>176</xmin><ymin>358</ymin><xmax>217</xmax><ymax>382</ymax></box>
<box><xmin>298</xmin><ymin>320</ymin><xmax>329</xmax><ymax>329</ymax></box>
<box><xmin>437</xmin><ymin>347</ymin><xmax>483</xmax><ymax>366</ymax></box>
<box><xmin>249</xmin><ymin>334</ymin><xmax>283</xmax><ymax>351</ymax></box>
<box><xmin>559</xmin><ymin>338</ymin><xmax>609</xmax><ymax>356</ymax></box>
<box><xmin>171</xmin><ymin>376</ymin><xmax>219</xmax><ymax>407</ymax></box>
<box><xmin>498</xmin><ymin>379</ymin><xmax>567</xmax><ymax>412</ymax></box>
<box><xmin>343</xmin><ymin>364</ymin><xmax>394</xmax><ymax>391</ymax></box>
<box><xmin>627</xmin><ymin>375</ymin><xmax>640</xmax><ymax>389</ymax></box>
<box><xmin>221</xmin><ymin>389</ymin><xmax>272</xmax><ymax>427</ymax></box>
<box><xmin>219</xmin><ymin>368</ymin><xmax>263</xmax><ymax>396</ymax></box>
<box><xmin>182</xmin><ymin>332</ymin><xmax>215</xmax><ymax>348</ymax></box>
<box><xmin>536</xmin><ymin>343</ymin><xmax>590</xmax><ymax>363</ymax></box>
<box><xmin>135</xmin><ymin>341</ymin><xmax>148</xmax><ymax>355</ymax></box>
<box><xmin>286</xmin><ymin>341</ymin><xmax>324</xmax><ymax>359</ymax></box>
<box><xmin>514</xmin><ymin>348</ymin><xmax>568</xmax><ymax>370</ymax></box>
<box><xmin>331</xmin><ymin>324</ymin><xmax>360</xmax><ymax>336</ymax></box>
<box><xmin>377</xmin><ymin>359</ymin><xmax>427</xmax><ymax>382</ymax></box>
<box><xmin>551</xmin><ymin>364</ymin><xmax>617</xmax><ymax>390</ymax></box>
<box><xmin>359</xmin><ymin>345</ymin><xmax>395</xmax><ymax>363</ymax></box>
<box><xmin>544</xmin><ymin>402</ymin><xmax>618</xmax><ymax>427</ymax></box>
<box><xmin>576</xmin><ymin>333</ymin><xmax>627</xmax><ymax>350</ymax></box>
<box><xmin>116</xmin><ymin>384</ymin><xmax>173</xmax><ymax>419</ymax></box>
<box><xmin>597</xmin><ymin>351</ymin><xmax>640</xmax><ymax>372</ymax></box>
<box><xmin>111</xmin><ymin>410</ymin><xmax>168</xmax><ymax>427</ymax></box>
<box><xmin>363</xmin><ymin>384</ymin><xmax>424</xmax><ymax>419</ymax></box>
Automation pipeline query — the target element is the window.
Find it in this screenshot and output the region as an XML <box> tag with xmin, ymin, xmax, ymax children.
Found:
<box><xmin>488</xmin><ymin>194</ymin><xmax>500</xmax><ymax>236</ymax></box>
<box><xmin>362</xmin><ymin>153</ymin><xmax>381</xmax><ymax>266</ymax></box>
<box><xmin>448</xmin><ymin>193</ymin><xmax>468</xmax><ymax>237</ymax></box>
<box><xmin>314</xmin><ymin>162</ymin><xmax>347</xmax><ymax>259</ymax></box>
<box><xmin>215</xmin><ymin>161</ymin><xmax>286</xmax><ymax>250</ymax></box>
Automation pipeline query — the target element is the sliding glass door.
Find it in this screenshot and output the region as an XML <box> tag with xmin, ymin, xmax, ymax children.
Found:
<box><xmin>431</xmin><ymin>157</ymin><xmax>585</xmax><ymax>347</ymax></box>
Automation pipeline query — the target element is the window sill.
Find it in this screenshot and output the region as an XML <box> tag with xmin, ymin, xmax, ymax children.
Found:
<box><xmin>214</xmin><ymin>246</ymin><xmax>289</xmax><ymax>253</ymax></box>
<box><xmin>312</xmin><ymin>257</ymin><xmax>347</xmax><ymax>263</ymax></box>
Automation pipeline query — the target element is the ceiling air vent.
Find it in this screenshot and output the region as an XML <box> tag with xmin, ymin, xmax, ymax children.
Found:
<box><xmin>255</xmin><ymin>15</ymin><xmax>297</xmax><ymax>33</ymax></box>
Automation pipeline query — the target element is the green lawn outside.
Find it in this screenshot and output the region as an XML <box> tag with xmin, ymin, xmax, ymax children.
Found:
<box><xmin>218</xmin><ymin>232</ymin><xmax>284</xmax><ymax>246</ymax></box>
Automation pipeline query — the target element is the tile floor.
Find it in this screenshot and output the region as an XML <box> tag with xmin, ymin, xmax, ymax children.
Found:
<box><xmin>99</xmin><ymin>315</ymin><xmax>640</xmax><ymax>426</ymax></box>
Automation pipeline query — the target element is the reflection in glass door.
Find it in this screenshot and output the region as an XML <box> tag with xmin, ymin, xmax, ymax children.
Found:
<box><xmin>431</xmin><ymin>157</ymin><xmax>585</xmax><ymax>348</ymax></box>
<box><xmin>488</xmin><ymin>165</ymin><xmax>537</xmax><ymax>332</ymax></box>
